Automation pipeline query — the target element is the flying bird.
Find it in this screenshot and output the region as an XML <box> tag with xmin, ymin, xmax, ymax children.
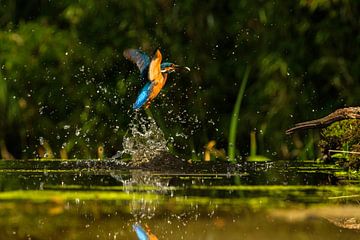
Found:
<box><xmin>123</xmin><ymin>48</ymin><xmax>190</xmax><ymax>109</ymax></box>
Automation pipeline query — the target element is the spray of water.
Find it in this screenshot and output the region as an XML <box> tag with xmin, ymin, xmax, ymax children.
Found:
<box><xmin>121</xmin><ymin>112</ymin><xmax>168</xmax><ymax>165</ymax></box>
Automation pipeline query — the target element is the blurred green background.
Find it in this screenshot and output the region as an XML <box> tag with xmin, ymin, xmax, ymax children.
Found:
<box><xmin>0</xmin><ymin>0</ymin><xmax>359</xmax><ymax>160</ymax></box>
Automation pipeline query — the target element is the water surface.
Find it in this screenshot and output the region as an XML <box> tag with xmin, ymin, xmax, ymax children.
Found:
<box><xmin>0</xmin><ymin>159</ymin><xmax>359</xmax><ymax>239</ymax></box>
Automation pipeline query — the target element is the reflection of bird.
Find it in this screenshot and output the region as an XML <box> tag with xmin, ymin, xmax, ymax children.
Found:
<box><xmin>124</xmin><ymin>49</ymin><xmax>190</xmax><ymax>109</ymax></box>
<box><xmin>286</xmin><ymin>107</ymin><xmax>360</xmax><ymax>134</ymax></box>
<box><xmin>133</xmin><ymin>224</ymin><xmax>158</xmax><ymax>240</ymax></box>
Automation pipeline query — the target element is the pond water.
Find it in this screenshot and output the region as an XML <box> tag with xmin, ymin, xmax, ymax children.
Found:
<box><xmin>0</xmin><ymin>159</ymin><xmax>359</xmax><ymax>240</ymax></box>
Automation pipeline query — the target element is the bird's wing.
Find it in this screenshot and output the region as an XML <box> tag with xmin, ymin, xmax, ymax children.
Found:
<box><xmin>133</xmin><ymin>224</ymin><xmax>149</xmax><ymax>240</ymax></box>
<box><xmin>123</xmin><ymin>49</ymin><xmax>150</xmax><ymax>80</ymax></box>
<box><xmin>148</xmin><ymin>49</ymin><xmax>163</xmax><ymax>83</ymax></box>
<box><xmin>133</xmin><ymin>82</ymin><xmax>153</xmax><ymax>109</ymax></box>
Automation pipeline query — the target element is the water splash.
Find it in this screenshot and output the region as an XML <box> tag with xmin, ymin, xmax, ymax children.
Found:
<box><xmin>121</xmin><ymin>112</ymin><xmax>168</xmax><ymax>165</ymax></box>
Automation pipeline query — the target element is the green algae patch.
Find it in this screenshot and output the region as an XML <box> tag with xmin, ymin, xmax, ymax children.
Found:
<box><xmin>0</xmin><ymin>190</ymin><xmax>161</xmax><ymax>202</ymax></box>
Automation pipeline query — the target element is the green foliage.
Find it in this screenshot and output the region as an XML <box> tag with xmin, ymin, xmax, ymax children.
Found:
<box><xmin>0</xmin><ymin>0</ymin><xmax>359</xmax><ymax>160</ymax></box>
<box><xmin>319</xmin><ymin>120</ymin><xmax>360</xmax><ymax>169</ymax></box>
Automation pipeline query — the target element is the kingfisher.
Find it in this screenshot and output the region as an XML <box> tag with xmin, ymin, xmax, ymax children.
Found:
<box><xmin>123</xmin><ymin>48</ymin><xmax>190</xmax><ymax>109</ymax></box>
<box><xmin>133</xmin><ymin>224</ymin><xmax>158</xmax><ymax>240</ymax></box>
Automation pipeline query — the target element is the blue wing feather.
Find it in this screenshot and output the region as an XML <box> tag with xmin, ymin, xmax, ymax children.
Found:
<box><xmin>133</xmin><ymin>82</ymin><xmax>152</xmax><ymax>109</ymax></box>
<box><xmin>133</xmin><ymin>224</ymin><xmax>149</xmax><ymax>240</ymax></box>
<box><xmin>123</xmin><ymin>49</ymin><xmax>150</xmax><ymax>82</ymax></box>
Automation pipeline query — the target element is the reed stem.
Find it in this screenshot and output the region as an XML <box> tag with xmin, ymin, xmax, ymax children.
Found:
<box><xmin>228</xmin><ymin>66</ymin><xmax>251</xmax><ymax>162</ymax></box>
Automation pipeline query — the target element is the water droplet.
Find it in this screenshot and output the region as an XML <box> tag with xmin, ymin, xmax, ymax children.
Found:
<box><xmin>75</xmin><ymin>128</ymin><xmax>81</xmax><ymax>136</ymax></box>
<box><xmin>39</xmin><ymin>137</ymin><xmax>44</xmax><ymax>145</ymax></box>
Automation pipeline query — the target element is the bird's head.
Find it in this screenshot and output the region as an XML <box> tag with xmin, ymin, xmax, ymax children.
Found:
<box><xmin>160</xmin><ymin>62</ymin><xmax>190</xmax><ymax>74</ymax></box>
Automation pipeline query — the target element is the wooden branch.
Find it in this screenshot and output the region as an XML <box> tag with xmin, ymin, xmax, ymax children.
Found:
<box><xmin>286</xmin><ymin>107</ymin><xmax>360</xmax><ymax>135</ymax></box>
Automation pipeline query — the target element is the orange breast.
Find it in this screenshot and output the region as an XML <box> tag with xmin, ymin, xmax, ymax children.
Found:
<box><xmin>145</xmin><ymin>75</ymin><xmax>168</xmax><ymax>108</ymax></box>
<box><xmin>149</xmin><ymin>81</ymin><xmax>165</xmax><ymax>100</ymax></box>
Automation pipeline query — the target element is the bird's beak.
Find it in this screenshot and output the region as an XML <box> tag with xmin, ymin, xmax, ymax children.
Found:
<box><xmin>173</xmin><ymin>65</ymin><xmax>190</xmax><ymax>72</ymax></box>
<box><xmin>161</xmin><ymin>65</ymin><xmax>190</xmax><ymax>73</ymax></box>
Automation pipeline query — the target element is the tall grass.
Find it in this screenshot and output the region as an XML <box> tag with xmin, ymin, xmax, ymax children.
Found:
<box><xmin>228</xmin><ymin>66</ymin><xmax>251</xmax><ymax>162</ymax></box>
